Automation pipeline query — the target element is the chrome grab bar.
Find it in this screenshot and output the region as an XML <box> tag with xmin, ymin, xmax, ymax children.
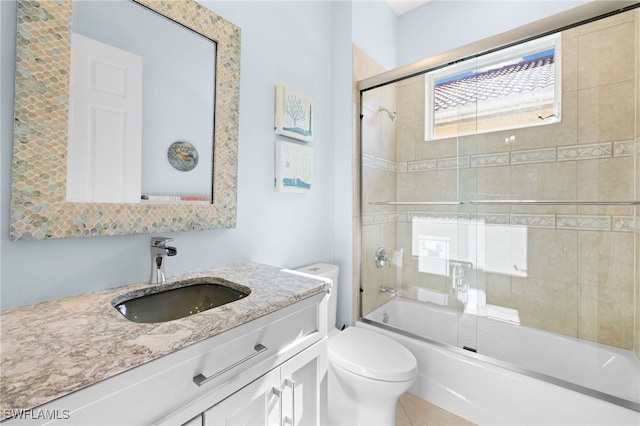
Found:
<box><xmin>469</xmin><ymin>200</ymin><xmax>640</xmax><ymax>206</ymax></box>
<box><xmin>370</xmin><ymin>200</ymin><xmax>639</xmax><ymax>206</ymax></box>
<box><xmin>193</xmin><ymin>343</ymin><xmax>268</xmax><ymax>387</ymax></box>
<box><xmin>370</xmin><ymin>201</ymin><xmax>465</xmax><ymax>206</ymax></box>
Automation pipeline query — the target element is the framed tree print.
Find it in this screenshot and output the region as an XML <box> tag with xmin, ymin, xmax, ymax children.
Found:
<box><xmin>275</xmin><ymin>84</ymin><xmax>313</xmax><ymax>142</ymax></box>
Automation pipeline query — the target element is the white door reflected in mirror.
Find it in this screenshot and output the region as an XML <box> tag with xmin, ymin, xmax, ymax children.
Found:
<box><xmin>68</xmin><ymin>0</ymin><xmax>215</xmax><ymax>203</ymax></box>
<box><xmin>67</xmin><ymin>33</ymin><xmax>142</xmax><ymax>203</ymax></box>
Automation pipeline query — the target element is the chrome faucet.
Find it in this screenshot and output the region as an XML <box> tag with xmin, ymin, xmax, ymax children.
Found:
<box><xmin>150</xmin><ymin>237</ymin><xmax>177</xmax><ymax>284</ymax></box>
<box><xmin>374</xmin><ymin>247</ymin><xmax>391</xmax><ymax>268</ymax></box>
<box><xmin>379</xmin><ymin>286</ymin><xmax>397</xmax><ymax>296</ymax></box>
<box><xmin>448</xmin><ymin>260</ymin><xmax>473</xmax><ymax>300</ymax></box>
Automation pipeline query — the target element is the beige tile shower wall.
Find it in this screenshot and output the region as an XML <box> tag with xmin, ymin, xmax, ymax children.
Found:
<box><xmin>571</xmin><ymin>11</ymin><xmax>637</xmax><ymax>350</ymax></box>
<box><xmin>388</xmin><ymin>11</ymin><xmax>638</xmax><ymax>350</ymax></box>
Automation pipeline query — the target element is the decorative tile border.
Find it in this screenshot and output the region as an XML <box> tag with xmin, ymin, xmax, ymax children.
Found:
<box><xmin>365</xmin><ymin>211</ymin><xmax>634</xmax><ymax>233</ymax></box>
<box><xmin>438</xmin><ymin>156</ymin><xmax>470</xmax><ymax>170</ymax></box>
<box><xmin>406</xmin><ymin>212</ymin><xmax>469</xmax><ymax>223</ymax></box>
<box><xmin>406</xmin><ymin>212</ymin><xmax>438</xmax><ymax>222</ymax></box>
<box><xmin>557</xmin><ymin>142</ymin><xmax>612</xmax><ymax>161</ymax></box>
<box><xmin>557</xmin><ymin>215</ymin><xmax>611</xmax><ymax>231</ymax></box>
<box><xmin>362</xmin><ymin>211</ymin><xmax>406</xmax><ymax>225</ymax></box>
<box><xmin>364</xmin><ymin>140</ymin><xmax>632</xmax><ymax>174</ymax></box>
<box><xmin>471</xmin><ymin>152</ymin><xmax>510</xmax><ymax>168</ymax></box>
<box><xmin>362</xmin><ymin>154</ymin><xmax>406</xmax><ymax>173</ymax></box>
<box><xmin>510</xmin><ymin>214</ymin><xmax>556</xmax><ymax>228</ymax></box>
<box><xmin>613</xmin><ymin>216</ymin><xmax>637</xmax><ymax>232</ymax></box>
<box><xmin>613</xmin><ymin>140</ymin><xmax>635</xmax><ymax>157</ymax></box>
<box><xmin>408</xmin><ymin>159</ymin><xmax>437</xmax><ymax>172</ymax></box>
<box><xmin>437</xmin><ymin>212</ymin><xmax>472</xmax><ymax>222</ymax></box>
<box><xmin>474</xmin><ymin>213</ymin><xmax>511</xmax><ymax>225</ymax></box>
<box><xmin>511</xmin><ymin>147</ymin><xmax>557</xmax><ymax>164</ymax></box>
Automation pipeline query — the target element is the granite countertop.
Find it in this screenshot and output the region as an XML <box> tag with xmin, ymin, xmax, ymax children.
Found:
<box><xmin>0</xmin><ymin>262</ymin><xmax>330</xmax><ymax>416</ymax></box>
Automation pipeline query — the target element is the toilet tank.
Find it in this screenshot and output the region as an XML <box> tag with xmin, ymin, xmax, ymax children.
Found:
<box><xmin>296</xmin><ymin>263</ymin><xmax>339</xmax><ymax>330</ymax></box>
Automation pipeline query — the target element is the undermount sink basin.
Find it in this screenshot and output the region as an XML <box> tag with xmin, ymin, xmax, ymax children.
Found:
<box><xmin>113</xmin><ymin>277</ymin><xmax>251</xmax><ymax>323</ymax></box>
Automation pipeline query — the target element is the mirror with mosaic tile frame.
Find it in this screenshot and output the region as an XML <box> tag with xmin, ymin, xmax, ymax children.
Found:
<box><xmin>10</xmin><ymin>0</ymin><xmax>240</xmax><ymax>240</ymax></box>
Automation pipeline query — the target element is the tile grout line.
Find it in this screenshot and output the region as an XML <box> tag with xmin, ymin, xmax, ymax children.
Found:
<box><xmin>398</xmin><ymin>395</ymin><xmax>415</xmax><ymax>426</ymax></box>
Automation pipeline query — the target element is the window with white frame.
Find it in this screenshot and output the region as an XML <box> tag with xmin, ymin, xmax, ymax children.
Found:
<box><xmin>425</xmin><ymin>33</ymin><xmax>561</xmax><ymax>140</ymax></box>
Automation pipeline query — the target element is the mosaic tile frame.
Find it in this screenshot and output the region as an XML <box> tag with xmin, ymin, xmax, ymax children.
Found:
<box><xmin>10</xmin><ymin>0</ymin><xmax>241</xmax><ymax>240</ymax></box>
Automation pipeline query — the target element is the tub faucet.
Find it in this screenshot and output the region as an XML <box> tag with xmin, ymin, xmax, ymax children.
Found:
<box><xmin>449</xmin><ymin>260</ymin><xmax>472</xmax><ymax>298</ymax></box>
<box><xmin>379</xmin><ymin>286</ymin><xmax>397</xmax><ymax>296</ymax></box>
<box><xmin>150</xmin><ymin>237</ymin><xmax>177</xmax><ymax>284</ymax></box>
<box><xmin>374</xmin><ymin>247</ymin><xmax>390</xmax><ymax>268</ymax></box>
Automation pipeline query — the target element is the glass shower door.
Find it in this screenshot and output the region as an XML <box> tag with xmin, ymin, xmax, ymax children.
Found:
<box><xmin>359</xmin><ymin>61</ymin><xmax>483</xmax><ymax>351</ymax></box>
<box><xmin>359</xmin><ymin>81</ymin><xmax>401</xmax><ymax>319</ymax></box>
<box><xmin>358</xmin><ymin>5</ymin><xmax>640</xmax><ymax>410</ymax></box>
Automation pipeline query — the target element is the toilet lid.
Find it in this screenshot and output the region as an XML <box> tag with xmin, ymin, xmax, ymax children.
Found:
<box><xmin>328</xmin><ymin>327</ymin><xmax>417</xmax><ymax>382</ymax></box>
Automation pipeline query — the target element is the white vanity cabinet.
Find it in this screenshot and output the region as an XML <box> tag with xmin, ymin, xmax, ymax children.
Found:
<box><xmin>203</xmin><ymin>338</ymin><xmax>327</xmax><ymax>426</ymax></box>
<box><xmin>4</xmin><ymin>292</ymin><xmax>327</xmax><ymax>426</ymax></box>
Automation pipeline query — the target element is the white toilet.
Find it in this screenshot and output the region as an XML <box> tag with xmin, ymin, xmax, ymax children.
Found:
<box><xmin>297</xmin><ymin>263</ymin><xmax>417</xmax><ymax>426</ymax></box>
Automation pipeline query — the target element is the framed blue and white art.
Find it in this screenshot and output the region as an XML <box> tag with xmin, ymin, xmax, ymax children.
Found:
<box><xmin>275</xmin><ymin>140</ymin><xmax>313</xmax><ymax>193</ymax></box>
<box><xmin>275</xmin><ymin>83</ymin><xmax>313</xmax><ymax>142</ymax></box>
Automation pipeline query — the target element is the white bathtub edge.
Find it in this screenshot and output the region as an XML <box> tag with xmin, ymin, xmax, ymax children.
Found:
<box><xmin>357</xmin><ymin>320</ymin><xmax>640</xmax><ymax>426</ymax></box>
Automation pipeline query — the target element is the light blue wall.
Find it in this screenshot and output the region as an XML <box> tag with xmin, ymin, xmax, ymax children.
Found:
<box><xmin>396</xmin><ymin>0</ymin><xmax>589</xmax><ymax>67</ymax></box>
<box><xmin>0</xmin><ymin>1</ymin><xmax>348</xmax><ymax>311</ymax></box>
<box><xmin>330</xmin><ymin>0</ymin><xmax>354</xmax><ymax>330</ymax></box>
<box><xmin>352</xmin><ymin>0</ymin><xmax>397</xmax><ymax>70</ymax></box>
<box><xmin>350</xmin><ymin>1</ymin><xmax>590</xmax><ymax>71</ymax></box>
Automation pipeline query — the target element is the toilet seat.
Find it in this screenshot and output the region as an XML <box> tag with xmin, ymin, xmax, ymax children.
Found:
<box><xmin>328</xmin><ymin>327</ymin><xmax>417</xmax><ymax>382</ymax></box>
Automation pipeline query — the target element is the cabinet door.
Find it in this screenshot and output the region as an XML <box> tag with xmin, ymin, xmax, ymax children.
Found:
<box><xmin>280</xmin><ymin>339</ymin><xmax>328</xmax><ymax>426</ymax></box>
<box><xmin>203</xmin><ymin>368</ymin><xmax>282</xmax><ymax>426</ymax></box>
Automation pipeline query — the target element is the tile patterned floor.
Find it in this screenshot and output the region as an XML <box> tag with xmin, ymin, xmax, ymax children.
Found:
<box><xmin>395</xmin><ymin>393</ymin><xmax>476</xmax><ymax>426</ymax></box>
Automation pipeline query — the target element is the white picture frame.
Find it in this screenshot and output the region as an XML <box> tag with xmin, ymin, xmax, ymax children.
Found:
<box><xmin>275</xmin><ymin>141</ymin><xmax>313</xmax><ymax>193</ymax></box>
<box><xmin>275</xmin><ymin>83</ymin><xmax>313</xmax><ymax>142</ymax></box>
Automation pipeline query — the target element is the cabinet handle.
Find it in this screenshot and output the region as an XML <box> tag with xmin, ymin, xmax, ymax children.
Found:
<box><xmin>193</xmin><ymin>344</ymin><xmax>268</xmax><ymax>387</ymax></box>
<box><xmin>283</xmin><ymin>378</ymin><xmax>296</xmax><ymax>425</ymax></box>
<box><xmin>273</xmin><ymin>386</ymin><xmax>283</xmax><ymax>426</ymax></box>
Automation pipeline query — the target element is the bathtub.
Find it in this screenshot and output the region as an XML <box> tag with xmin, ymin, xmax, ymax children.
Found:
<box><xmin>360</xmin><ymin>297</ymin><xmax>640</xmax><ymax>425</ymax></box>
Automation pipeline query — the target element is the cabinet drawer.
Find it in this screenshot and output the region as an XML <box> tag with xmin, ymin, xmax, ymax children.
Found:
<box><xmin>190</xmin><ymin>296</ymin><xmax>320</xmax><ymax>390</ymax></box>
<box><xmin>6</xmin><ymin>293</ymin><xmax>325</xmax><ymax>426</ymax></box>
